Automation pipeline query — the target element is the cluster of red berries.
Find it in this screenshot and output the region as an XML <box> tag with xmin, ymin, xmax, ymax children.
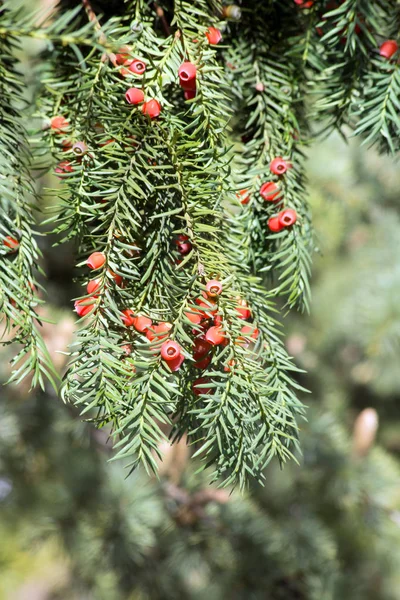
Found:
<box><xmin>78</xmin><ymin>272</ymin><xmax>258</xmax><ymax>389</ymax></box>
<box><xmin>74</xmin><ymin>251</ymin><xmax>123</xmax><ymax>316</ymax></box>
<box><xmin>238</xmin><ymin>156</ymin><xmax>298</xmax><ymax>232</ymax></box>
<box><xmin>120</xmin><ymin>279</ymin><xmax>258</xmax><ymax>388</ymax></box>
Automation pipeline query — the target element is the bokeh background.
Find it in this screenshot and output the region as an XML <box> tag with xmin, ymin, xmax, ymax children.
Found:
<box><xmin>1</xmin><ymin>5</ymin><xmax>400</xmax><ymax>600</ymax></box>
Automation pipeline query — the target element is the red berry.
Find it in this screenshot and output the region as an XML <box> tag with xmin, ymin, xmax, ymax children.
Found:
<box><xmin>379</xmin><ymin>40</ymin><xmax>399</xmax><ymax>59</ymax></box>
<box><xmin>133</xmin><ymin>315</ymin><xmax>152</xmax><ymax>333</ymax></box>
<box><xmin>194</xmin><ymin>354</ymin><xmax>211</xmax><ymax>369</ymax></box>
<box><xmin>115</xmin><ymin>46</ymin><xmax>131</xmax><ymax>64</ymax></box>
<box><xmin>236</xmin><ymin>325</ymin><xmax>259</xmax><ymax>347</ymax></box>
<box><xmin>87</xmin><ymin>252</ymin><xmax>106</xmax><ymax>269</ymax></box>
<box><xmin>195</xmin><ymin>295</ymin><xmax>217</xmax><ymax>317</ymax></box>
<box><xmin>193</xmin><ymin>338</ymin><xmax>212</xmax><ymax>360</ymax></box>
<box><xmin>129</xmin><ymin>59</ymin><xmax>146</xmax><ymax>75</ymax></box>
<box><xmin>74</xmin><ymin>297</ymin><xmax>96</xmax><ymax>317</ymax></box>
<box><xmin>122</xmin><ymin>344</ymin><xmax>132</xmax><ymax>355</ymax></box>
<box><xmin>125</xmin><ymin>87</ymin><xmax>144</xmax><ymax>105</ymax></box>
<box><xmin>55</xmin><ymin>160</ymin><xmax>73</xmax><ymax>175</ymax></box>
<box><xmin>177</xmin><ymin>241</ymin><xmax>192</xmax><ymax>255</ymax></box>
<box><xmin>278</xmin><ymin>208</ymin><xmax>297</xmax><ymax>228</ymax></box>
<box><xmin>86</xmin><ymin>279</ymin><xmax>101</xmax><ymax>295</ymax></box>
<box><xmin>260</xmin><ymin>181</ymin><xmax>280</xmax><ymax>202</ymax></box>
<box><xmin>146</xmin><ymin>321</ymin><xmax>173</xmax><ymax>342</ymax></box>
<box><xmin>160</xmin><ymin>339</ymin><xmax>181</xmax><ymax>362</ymax></box>
<box><xmin>184</xmin><ymin>309</ymin><xmax>203</xmax><ymax>324</ymax></box>
<box><xmin>3</xmin><ymin>236</ymin><xmax>19</xmax><ymax>250</ymax></box>
<box><xmin>205</xmin><ymin>325</ymin><xmax>225</xmax><ymax>346</ymax></box>
<box><xmin>236</xmin><ymin>298</ymin><xmax>251</xmax><ymax>320</ymax></box>
<box><xmin>72</xmin><ymin>141</ymin><xmax>88</xmax><ymax>156</ymax></box>
<box><xmin>184</xmin><ymin>90</ymin><xmax>196</xmax><ymax>100</ymax></box>
<box><xmin>294</xmin><ymin>0</ymin><xmax>314</xmax><ymax>6</ymax></box>
<box><xmin>50</xmin><ymin>116</ymin><xmax>69</xmax><ymax>133</ymax></box>
<box><xmin>121</xmin><ymin>309</ymin><xmax>136</xmax><ymax>327</ymax></box>
<box><xmin>178</xmin><ymin>62</ymin><xmax>197</xmax><ymax>90</ymax></box>
<box><xmin>270</xmin><ymin>157</ymin><xmax>290</xmax><ymax>175</ymax></box>
<box><xmin>237</xmin><ymin>189</ymin><xmax>250</xmax><ymax>205</ymax></box>
<box><xmin>206</xmin><ymin>280</ymin><xmax>222</xmax><ymax>298</ymax></box>
<box><xmin>107</xmin><ymin>269</ymin><xmax>123</xmax><ymax>287</ymax></box>
<box><xmin>166</xmin><ymin>353</ymin><xmax>185</xmax><ymax>372</ymax></box>
<box><xmin>142</xmin><ymin>99</ymin><xmax>161</xmax><ymax>119</ymax></box>
<box><xmin>224</xmin><ymin>358</ymin><xmax>236</xmax><ymax>372</ymax></box>
<box><xmin>268</xmin><ymin>216</ymin><xmax>283</xmax><ymax>233</ymax></box>
<box><xmin>193</xmin><ymin>377</ymin><xmax>212</xmax><ymax>395</ymax></box>
<box><xmin>61</xmin><ymin>139</ymin><xmax>73</xmax><ymax>151</ymax></box>
<box><xmin>214</xmin><ymin>314</ymin><xmax>223</xmax><ymax>327</ymax></box>
<box><xmin>206</xmin><ymin>27</ymin><xmax>222</xmax><ymax>45</ymax></box>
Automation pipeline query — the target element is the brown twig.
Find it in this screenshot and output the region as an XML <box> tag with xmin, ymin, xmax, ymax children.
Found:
<box><xmin>82</xmin><ymin>0</ymin><xmax>117</xmax><ymax>64</ymax></box>
<box><xmin>153</xmin><ymin>2</ymin><xmax>171</xmax><ymax>36</ymax></box>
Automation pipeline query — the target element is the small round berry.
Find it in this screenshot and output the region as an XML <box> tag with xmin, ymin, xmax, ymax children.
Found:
<box><xmin>270</xmin><ymin>157</ymin><xmax>289</xmax><ymax>175</ymax></box>
<box><xmin>50</xmin><ymin>116</ymin><xmax>69</xmax><ymax>133</ymax></box>
<box><xmin>236</xmin><ymin>298</ymin><xmax>251</xmax><ymax>320</ymax></box>
<box><xmin>87</xmin><ymin>252</ymin><xmax>106</xmax><ymax>270</ymax></box>
<box><xmin>236</xmin><ymin>325</ymin><xmax>259</xmax><ymax>347</ymax></box>
<box><xmin>206</xmin><ymin>280</ymin><xmax>223</xmax><ymax>298</ymax></box>
<box><xmin>178</xmin><ymin>62</ymin><xmax>197</xmax><ymax>89</ymax></box>
<box><xmin>205</xmin><ymin>27</ymin><xmax>222</xmax><ymax>45</ymax></box>
<box><xmin>205</xmin><ymin>325</ymin><xmax>225</xmax><ymax>346</ymax></box>
<box><xmin>194</xmin><ymin>354</ymin><xmax>211</xmax><ymax>369</ymax></box>
<box><xmin>278</xmin><ymin>208</ymin><xmax>297</xmax><ymax>228</ymax></box>
<box><xmin>129</xmin><ymin>59</ymin><xmax>146</xmax><ymax>75</ymax></box>
<box><xmin>75</xmin><ymin>297</ymin><xmax>96</xmax><ymax>317</ymax></box>
<box><xmin>184</xmin><ymin>90</ymin><xmax>196</xmax><ymax>100</ymax></box>
<box><xmin>125</xmin><ymin>87</ymin><xmax>145</xmax><ymax>105</ymax></box>
<box><xmin>193</xmin><ymin>338</ymin><xmax>212</xmax><ymax>360</ymax></box>
<box><xmin>3</xmin><ymin>236</ymin><xmax>19</xmax><ymax>251</ymax></box>
<box><xmin>255</xmin><ymin>82</ymin><xmax>265</xmax><ymax>92</ymax></box>
<box><xmin>72</xmin><ymin>141</ymin><xmax>88</xmax><ymax>156</ymax></box>
<box><xmin>268</xmin><ymin>216</ymin><xmax>283</xmax><ymax>233</ymax></box>
<box><xmin>142</xmin><ymin>99</ymin><xmax>161</xmax><ymax>119</ymax></box>
<box><xmin>61</xmin><ymin>139</ymin><xmax>73</xmax><ymax>151</ymax></box>
<box><xmin>133</xmin><ymin>315</ymin><xmax>152</xmax><ymax>333</ymax></box>
<box><xmin>121</xmin><ymin>309</ymin><xmax>136</xmax><ymax>327</ymax></box>
<box><xmin>260</xmin><ymin>181</ymin><xmax>280</xmax><ymax>202</ymax></box>
<box><xmin>213</xmin><ymin>314</ymin><xmax>223</xmax><ymax>328</ymax></box>
<box><xmin>166</xmin><ymin>353</ymin><xmax>185</xmax><ymax>372</ymax></box>
<box><xmin>107</xmin><ymin>269</ymin><xmax>123</xmax><ymax>287</ymax></box>
<box><xmin>193</xmin><ymin>377</ymin><xmax>212</xmax><ymax>396</ymax></box>
<box><xmin>146</xmin><ymin>321</ymin><xmax>173</xmax><ymax>342</ymax></box>
<box><xmin>379</xmin><ymin>40</ymin><xmax>399</xmax><ymax>59</ymax></box>
<box><xmin>55</xmin><ymin>161</ymin><xmax>73</xmax><ymax>175</ymax></box>
<box><xmin>122</xmin><ymin>343</ymin><xmax>132</xmax><ymax>355</ymax></box>
<box><xmin>237</xmin><ymin>189</ymin><xmax>250</xmax><ymax>205</ymax></box>
<box><xmin>115</xmin><ymin>46</ymin><xmax>131</xmax><ymax>64</ymax></box>
<box><xmin>294</xmin><ymin>0</ymin><xmax>314</xmax><ymax>6</ymax></box>
<box><xmin>160</xmin><ymin>339</ymin><xmax>181</xmax><ymax>362</ymax></box>
<box><xmin>86</xmin><ymin>279</ymin><xmax>101</xmax><ymax>295</ymax></box>
<box><xmin>184</xmin><ymin>309</ymin><xmax>202</xmax><ymax>324</ymax></box>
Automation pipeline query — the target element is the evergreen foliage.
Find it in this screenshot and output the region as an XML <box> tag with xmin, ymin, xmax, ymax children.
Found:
<box><xmin>0</xmin><ymin>0</ymin><xmax>399</xmax><ymax>486</ymax></box>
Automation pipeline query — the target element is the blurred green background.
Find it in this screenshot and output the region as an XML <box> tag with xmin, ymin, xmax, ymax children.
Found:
<box><xmin>1</xmin><ymin>6</ymin><xmax>400</xmax><ymax>598</ymax></box>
